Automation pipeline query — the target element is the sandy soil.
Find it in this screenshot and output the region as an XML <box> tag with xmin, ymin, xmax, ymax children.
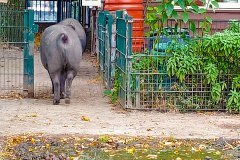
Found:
<box><xmin>0</xmin><ymin>52</ymin><xmax>239</xmax><ymax>140</ymax></box>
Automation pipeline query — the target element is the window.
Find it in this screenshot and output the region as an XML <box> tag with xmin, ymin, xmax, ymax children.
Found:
<box><xmin>28</xmin><ymin>1</ymin><xmax>58</xmax><ymax>22</ymax></box>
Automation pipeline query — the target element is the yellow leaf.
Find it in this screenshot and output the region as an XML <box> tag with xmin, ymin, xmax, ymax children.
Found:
<box><xmin>28</xmin><ymin>147</ymin><xmax>34</xmax><ymax>152</ymax></box>
<box><xmin>45</xmin><ymin>143</ymin><xmax>50</xmax><ymax>149</ymax></box>
<box><xmin>70</xmin><ymin>156</ymin><xmax>80</xmax><ymax>160</ymax></box>
<box><xmin>29</xmin><ymin>137</ymin><xmax>36</xmax><ymax>144</ymax></box>
<box><xmin>175</xmin><ymin>157</ymin><xmax>182</xmax><ymax>160</ymax></box>
<box><xmin>127</xmin><ymin>147</ymin><xmax>135</xmax><ymax>154</ymax></box>
<box><xmin>81</xmin><ymin>116</ymin><xmax>90</xmax><ymax>121</ymax></box>
<box><xmin>215</xmin><ymin>151</ymin><xmax>221</xmax><ymax>155</ymax></box>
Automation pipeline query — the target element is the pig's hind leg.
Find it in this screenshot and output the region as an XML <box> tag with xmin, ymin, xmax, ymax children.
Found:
<box><xmin>65</xmin><ymin>70</ymin><xmax>77</xmax><ymax>104</ymax></box>
<box><xmin>47</xmin><ymin>70</ymin><xmax>54</xmax><ymax>95</ymax></box>
<box><xmin>60</xmin><ymin>70</ymin><xmax>67</xmax><ymax>99</ymax></box>
<box><xmin>50</xmin><ymin>72</ymin><xmax>61</xmax><ymax>105</ymax></box>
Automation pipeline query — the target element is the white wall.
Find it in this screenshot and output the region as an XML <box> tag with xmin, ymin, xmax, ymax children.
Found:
<box><xmin>0</xmin><ymin>0</ymin><xmax>7</xmax><ymax>3</ymax></box>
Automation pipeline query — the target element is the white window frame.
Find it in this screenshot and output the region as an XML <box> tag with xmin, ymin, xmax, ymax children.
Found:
<box><xmin>217</xmin><ymin>0</ymin><xmax>240</xmax><ymax>9</ymax></box>
<box><xmin>173</xmin><ymin>0</ymin><xmax>240</xmax><ymax>10</ymax></box>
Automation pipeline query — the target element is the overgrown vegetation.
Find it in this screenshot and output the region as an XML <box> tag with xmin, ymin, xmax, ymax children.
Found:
<box><xmin>123</xmin><ymin>20</ymin><xmax>240</xmax><ymax>112</ymax></box>
<box><xmin>166</xmin><ymin>20</ymin><xmax>240</xmax><ymax>112</ymax></box>
<box><xmin>104</xmin><ymin>68</ymin><xmax>121</xmax><ymax>104</ymax></box>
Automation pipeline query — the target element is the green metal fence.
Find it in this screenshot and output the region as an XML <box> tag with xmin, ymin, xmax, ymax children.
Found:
<box><xmin>97</xmin><ymin>11</ymin><xmax>116</xmax><ymax>89</ymax></box>
<box><xmin>104</xmin><ymin>13</ymin><xmax>115</xmax><ymax>89</ymax></box>
<box><xmin>98</xmin><ymin>10</ymin><xmax>240</xmax><ymax>112</ymax></box>
<box><xmin>115</xmin><ymin>10</ymin><xmax>133</xmax><ymax>107</ymax></box>
<box><xmin>97</xmin><ymin>11</ymin><xmax>107</xmax><ymax>78</ymax></box>
<box><xmin>0</xmin><ymin>4</ymin><xmax>38</xmax><ymax>97</ymax></box>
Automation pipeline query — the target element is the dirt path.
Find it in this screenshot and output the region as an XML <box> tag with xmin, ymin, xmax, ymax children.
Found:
<box><xmin>0</xmin><ymin>53</ymin><xmax>239</xmax><ymax>139</ymax></box>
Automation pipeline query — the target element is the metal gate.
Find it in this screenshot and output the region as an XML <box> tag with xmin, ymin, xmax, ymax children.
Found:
<box><xmin>97</xmin><ymin>11</ymin><xmax>117</xmax><ymax>89</ymax></box>
<box><xmin>115</xmin><ymin>10</ymin><xmax>132</xmax><ymax>108</ymax></box>
<box><xmin>97</xmin><ymin>11</ymin><xmax>107</xmax><ymax>78</ymax></box>
<box><xmin>0</xmin><ymin>4</ymin><xmax>38</xmax><ymax>97</ymax></box>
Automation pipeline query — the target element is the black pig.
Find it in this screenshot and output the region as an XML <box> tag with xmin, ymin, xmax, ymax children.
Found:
<box><xmin>59</xmin><ymin>18</ymin><xmax>86</xmax><ymax>50</ymax></box>
<box><xmin>40</xmin><ymin>24</ymin><xmax>82</xmax><ymax>104</ymax></box>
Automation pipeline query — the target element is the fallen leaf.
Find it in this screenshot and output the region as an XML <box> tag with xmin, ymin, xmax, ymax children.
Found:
<box><xmin>27</xmin><ymin>113</ymin><xmax>38</xmax><ymax>117</ymax></box>
<box><xmin>147</xmin><ymin>128</ymin><xmax>152</xmax><ymax>131</ymax></box>
<box><xmin>81</xmin><ymin>116</ymin><xmax>90</xmax><ymax>121</ymax></box>
<box><xmin>127</xmin><ymin>147</ymin><xmax>135</xmax><ymax>154</ymax></box>
<box><xmin>215</xmin><ymin>151</ymin><xmax>221</xmax><ymax>155</ymax></box>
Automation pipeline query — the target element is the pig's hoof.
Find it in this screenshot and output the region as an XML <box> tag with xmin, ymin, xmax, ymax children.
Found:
<box><xmin>65</xmin><ymin>98</ymin><xmax>70</xmax><ymax>104</ymax></box>
<box><xmin>53</xmin><ymin>99</ymin><xmax>60</xmax><ymax>105</ymax></box>
<box><xmin>60</xmin><ymin>93</ymin><xmax>65</xmax><ymax>99</ymax></box>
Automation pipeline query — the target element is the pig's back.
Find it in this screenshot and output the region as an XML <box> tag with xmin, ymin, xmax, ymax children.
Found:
<box><xmin>40</xmin><ymin>24</ymin><xmax>83</xmax><ymax>73</ymax></box>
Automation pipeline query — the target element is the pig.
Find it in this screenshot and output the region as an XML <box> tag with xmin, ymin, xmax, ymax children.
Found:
<box><xmin>40</xmin><ymin>24</ymin><xmax>82</xmax><ymax>105</ymax></box>
<box><xmin>59</xmin><ymin>18</ymin><xmax>86</xmax><ymax>50</ymax></box>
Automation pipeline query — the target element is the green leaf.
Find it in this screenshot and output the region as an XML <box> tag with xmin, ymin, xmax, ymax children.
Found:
<box><xmin>172</xmin><ymin>10</ymin><xmax>178</xmax><ymax>21</ymax></box>
<box><xmin>191</xmin><ymin>4</ymin><xmax>199</xmax><ymax>12</ymax></box>
<box><xmin>103</xmin><ymin>90</ymin><xmax>112</xmax><ymax>96</ymax></box>
<box><xmin>205</xmin><ymin>16</ymin><xmax>212</xmax><ymax>24</ymax></box>
<box><xmin>166</xmin><ymin>3</ymin><xmax>174</xmax><ymax>17</ymax></box>
<box><xmin>147</xmin><ymin>6</ymin><xmax>154</xmax><ymax>11</ymax></box>
<box><xmin>189</xmin><ymin>21</ymin><xmax>196</xmax><ymax>33</ymax></box>
<box><xmin>162</xmin><ymin>12</ymin><xmax>168</xmax><ymax>24</ymax></box>
<box><xmin>211</xmin><ymin>0</ymin><xmax>219</xmax><ymax>8</ymax></box>
<box><xmin>187</xmin><ymin>0</ymin><xmax>194</xmax><ymax>4</ymax></box>
<box><xmin>156</xmin><ymin>5</ymin><xmax>164</xmax><ymax>13</ymax></box>
<box><xmin>178</xmin><ymin>0</ymin><xmax>185</xmax><ymax>10</ymax></box>
<box><xmin>145</xmin><ymin>32</ymin><xmax>150</xmax><ymax>38</ymax></box>
<box><xmin>198</xmin><ymin>8</ymin><xmax>206</xmax><ymax>14</ymax></box>
<box><xmin>182</xmin><ymin>11</ymin><xmax>189</xmax><ymax>24</ymax></box>
<box><xmin>199</xmin><ymin>21</ymin><xmax>205</xmax><ymax>28</ymax></box>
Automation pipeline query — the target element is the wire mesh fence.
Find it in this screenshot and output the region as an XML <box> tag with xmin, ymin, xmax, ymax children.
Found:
<box><xmin>129</xmin><ymin>20</ymin><xmax>240</xmax><ymax>111</ymax></box>
<box><xmin>0</xmin><ymin>4</ymin><xmax>37</xmax><ymax>97</ymax></box>
<box><xmin>0</xmin><ymin>4</ymin><xmax>25</xmax><ymax>95</ymax></box>
<box><xmin>97</xmin><ymin>9</ymin><xmax>240</xmax><ymax>112</ymax></box>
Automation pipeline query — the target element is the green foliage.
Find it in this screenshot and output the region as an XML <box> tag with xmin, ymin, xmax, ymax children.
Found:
<box><xmin>226</xmin><ymin>20</ymin><xmax>240</xmax><ymax>33</ymax></box>
<box><xmin>211</xmin><ymin>82</ymin><xmax>226</xmax><ymax>103</ymax></box>
<box><xmin>145</xmin><ymin>0</ymin><xmax>219</xmax><ymax>37</ymax></box>
<box><xmin>227</xmin><ymin>90</ymin><xmax>240</xmax><ymax>112</ymax></box>
<box><xmin>167</xmin><ymin>41</ymin><xmax>201</xmax><ymax>82</ymax></box>
<box><xmin>166</xmin><ymin>25</ymin><xmax>240</xmax><ymax>112</ymax></box>
<box><xmin>204</xmin><ymin>62</ymin><xmax>218</xmax><ymax>84</ymax></box>
<box><xmin>104</xmin><ymin>68</ymin><xmax>121</xmax><ymax>104</ymax></box>
<box><xmin>232</xmin><ymin>75</ymin><xmax>240</xmax><ymax>89</ymax></box>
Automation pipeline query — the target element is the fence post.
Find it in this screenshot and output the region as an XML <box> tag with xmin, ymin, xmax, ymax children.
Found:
<box><xmin>126</xmin><ymin>15</ymin><xmax>133</xmax><ymax>108</ymax></box>
<box><xmin>24</xmin><ymin>9</ymin><xmax>37</xmax><ymax>97</ymax></box>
